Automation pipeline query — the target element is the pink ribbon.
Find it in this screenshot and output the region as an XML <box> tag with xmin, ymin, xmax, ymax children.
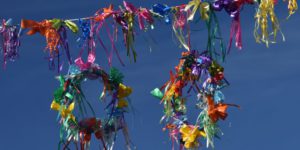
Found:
<box><xmin>138</xmin><ymin>9</ymin><xmax>154</xmax><ymax>30</ymax></box>
<box><xmin>124</xmin><ymin>1</ymin><xmax>154</xmax><ymax>30</ymax></box>
<box><xmin>75</xmin><ymin>51</ymin><xmax>95</xmax><ymax>70</ymax></box>
<box><xmin>228</xmin><ymin>15</ymin><xmax>242</xmax><ymax>51</ymax></box>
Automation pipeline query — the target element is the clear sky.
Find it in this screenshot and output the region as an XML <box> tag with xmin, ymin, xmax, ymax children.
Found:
<box><xmin>1</xmin><ymin>0</ymin><xmax>300</xmax><ymax>150</ymax></box>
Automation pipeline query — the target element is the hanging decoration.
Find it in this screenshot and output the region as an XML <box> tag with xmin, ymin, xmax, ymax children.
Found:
<box><xmin>254</xmin><ymin>0</ymin><xmax>285</xmax><ymax>47</ymax></box>
<box><xmin>0</xmin><ymin>0</ymin><xmax>298</xmax><ymax>150</ymax></box>
<box><xmin>20</xmin><ymin>19</ymin><xmax>77</xmax><ymax>71</ymax></box>
<box><xmin>0</xmin><ymin>19</ymin><xmax>21</xmax><ymax>68</ymax></box>
<box><xmin>51</xmin><ymin>54</ymin><xmax>134</xmax><ymax>150</ymax></box>
<box><xmin>151</xmin><ymin>50</ymin><xmax>239</xmax><ymax>149</ymax></box>
<box><xmin>0</xmin><ymin>0</ymin><xmax>295</xmax><ymax>69</ymax></box>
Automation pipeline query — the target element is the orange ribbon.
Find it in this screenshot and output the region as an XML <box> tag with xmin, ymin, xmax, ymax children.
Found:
<box><xmin>207</xmin><ymin>95</ymin><xmax>239</xmax><ymax>123</ymax></box>
<box><xmin>21</xmin><ymin>19</ymin><xmax>60</xmax><ymax>54</ymax></box>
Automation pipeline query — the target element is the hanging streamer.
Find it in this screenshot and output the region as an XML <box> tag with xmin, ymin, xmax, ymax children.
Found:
<box><xmin>212</xmin><ymin>0</ymin><xmax>254</xmax><ymax>51</ymax></box>
<box><xmin>254</xmin><ymin>0</ymin><xmax>285</xmax><ymax>47</ymax></box>
<box><xmin>0</xmin><ymin>0</ymin><xmax>294</xmax><ymax>69</ymax></box>
<box><xmin>0</xmin><ymin>19</ymin><xmax>21</xmax><ymax>68</ymax></box>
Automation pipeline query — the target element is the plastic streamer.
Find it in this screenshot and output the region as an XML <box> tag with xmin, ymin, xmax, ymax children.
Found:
<box><xmin>21</xmin><ymin>19</ymin><xmax>78</xmax><ymax>70</ymax></box>
<box><xmin>287</xmin><ymin>0</ymin><xmax>298</xmax><ymax>17</ymax></box>
<box><xmin>254</xmin><ymin>0</ymin><xmax>285</xmax><ymax>47</ymax></box>
<box><xmin>0</xmin><ymin>19</ymin><xmax>21</xmax><ymax>68</ymax></box>
<box><xmin>0</xmin><ymin>0</ymin><xmax>294</xmax><ymax>70</ymax></box>
<box><xmin>51</xmin><ymin>56</ymin><xmax>134</xmax><ymax>150</ymax></box>
<box><xmin>212</xmin><ymin>0</ymin><xmax>254</xmax><ymax>51</ymax></box>
<box><xmin>204</xmin><ymin>9</ymin><xmax>227</xmax><ymax>61</ymax></box>
<box><xmin>173</xmin><ymin>4</ymin><xmax>191</xmax><ymax>51</ymax></box>
<box><xmin>93</xmin><ymin>5</ymin><xmax>117</xmax><ymax>66</ymax></box>
<box><xmin>151</xmin><ymin>50</ymin><xmax>238</xmax><ymax>149</ymax></box>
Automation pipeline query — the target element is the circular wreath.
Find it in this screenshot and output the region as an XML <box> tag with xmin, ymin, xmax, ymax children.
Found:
<box><xmin>50</xmin><ymin>62</ymin><xmax>133</xmax><ymax>150</ymax></box>
<box><xmin>151</xmin><ymin>50</ymin><xmax>239</xmax><ymax>149</ymax></box>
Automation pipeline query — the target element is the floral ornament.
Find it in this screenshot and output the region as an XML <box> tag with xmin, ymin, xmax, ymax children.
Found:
<box><xmin>51</xmin><ymin>101</ymin><xmax>76</xmax><ymax>121</ymax></box>
<box><xmin>254</xmin><ymin>0</ymin><xmax>284</xmax><ymax>47</ymax></box>
<box><xmin>0</xmin><ymin>19</ymin><xmax>21</xmax><ymax>68</ymax></box>
<box><xmin>51</xmin><ymin>58</ymin><xmax>134</xmax><ymax>150</ymax></box>
<box><xmin>180</xmin><ymin>124</ymin><xmax>206</xmax><ymax>149</ymax></box>
<box><xmin>152</xmin><ymin>50</ymin><xmax>238</xmax><ymax>149</ymax></box>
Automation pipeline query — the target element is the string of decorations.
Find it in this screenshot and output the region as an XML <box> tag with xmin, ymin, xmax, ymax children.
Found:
<box><xmin>0</xmin><ymin>0</ymin><xmax>297</xmax><ymax>150</ymax></box>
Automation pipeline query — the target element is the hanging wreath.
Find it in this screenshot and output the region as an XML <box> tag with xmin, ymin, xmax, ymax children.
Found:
<box><xmin>50</xmin><ymin>59</ymin><xmax>134</xmax><ymax>150</ymax></box>
<box><xmin>151</xmin><ymin>50</ymin><xmax>239</xmax><ymax>149</ymax></box>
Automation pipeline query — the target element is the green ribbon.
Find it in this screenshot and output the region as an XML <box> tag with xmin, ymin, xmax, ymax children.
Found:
<box><xmin>109</xmin><ymin>67</ymin><xmax>124</xmax><ymax>86</ymax></box>
<box><xmin>50</xmin><ymin>19</ymin><xmax>79</xmax><ymax>33</ymax></box>
<box><xmin>151</xmin><ymin>88</ymin><xmax>164</xmax><ymax>99</ymax></box>
<box><xmin>197</xmin><ymin>111</ymin><xmax>221</xmax><ymax>148</ymax></box>
<box><xmin>64</xmin><ymin>20</ymin><xmax>79</xmax><ymax>33</ymax></box>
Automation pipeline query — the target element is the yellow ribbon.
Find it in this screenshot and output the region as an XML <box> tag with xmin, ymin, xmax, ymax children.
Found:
<box><xmin>254</xmin><ymin>0</ymin><xmax>285</xmax><ymax>47</ymax></box>
<box><xmin>117</xmin><ymin>83</ymin><xmax>132</xmax><ymax>98</ymax></box>
<box><xmin>173</xmin><ymin>25</ymin><xmax>190</xmax><ymax>51</ymax></box>
<box><xmin>288</xmin><ymin>0</ymin><xmax>298</xmax><ymax>17</ymax></box>
<box><xmin>51</xmin><ymin>101</ymin><xmax>76</xmax><ymax>121</ymax></box>
<box><xmin>117</xmin><ymin>99</ymin><xmax>129</xmax><ymax>108</ymax></box>
<box><xmin>180</xmin><ymin>124</ymin><xmax>206</xmax><ymax>149</ymax></box>
<box><xmin>117</xmin><ymin>83</ymin><xmax>132</xmax><ymax>108</ymax></box>
<box><xmin>185</xmin><ymin>0</ymin><xmax>210</xmax><ymax>21</ymax></box>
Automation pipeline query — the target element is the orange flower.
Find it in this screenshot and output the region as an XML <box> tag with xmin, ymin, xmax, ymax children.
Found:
<box><xmin>94</xmin><ymin>5</ymin><xmax>114</xmax><ymax>22</ymax></box>
<box><xmin>207</xmin><ymin>95</ymin><xmax>239</xmax><ymax>123</ymax></box>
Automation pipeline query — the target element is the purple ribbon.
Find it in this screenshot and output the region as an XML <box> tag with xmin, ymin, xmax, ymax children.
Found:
<box><xmin>212</xmin><ymin>0</ymin><xmax>242</xmax><ymax>51</ymax></box>
<box><xmin>0</xmin><ymin>19</ymin><xmax>21</xmax><ymax>68</ymax></box>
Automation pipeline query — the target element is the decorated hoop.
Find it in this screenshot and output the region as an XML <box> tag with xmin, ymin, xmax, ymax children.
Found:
<box><xmin>151</xmin><ymin>50</ymin><xmax>239</xmax><ymax>149</ymax></box>
<box><xmin>50</xmin><ymin>61</ymin><xmax>133</xmax><ymax>150</ymax></box>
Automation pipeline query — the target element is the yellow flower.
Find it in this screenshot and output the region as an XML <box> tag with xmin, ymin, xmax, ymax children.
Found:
<box><xmin>117</xmin><ymin>99</ymin><xmax>128</xmax><ymax>108</ymax></box>
<box><xmin>51</xmin><ymin>100</ymin><xmax>76</xmax><ymax>121</ymax></box>
<box><xmin>180</xmin><ymin>124</ymin><xmax>206</xmax><ymax>149</ymax></box>
<box><xmin>117</xmin><ymin>83</ymin><xmax>132</xmax><ymax>99</ymax></box>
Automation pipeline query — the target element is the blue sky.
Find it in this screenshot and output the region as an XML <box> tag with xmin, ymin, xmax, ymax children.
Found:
<box><xmin>1</xmin><ymin>0</ymin><xmax>300</xmax><ymax>149</ymax></box>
